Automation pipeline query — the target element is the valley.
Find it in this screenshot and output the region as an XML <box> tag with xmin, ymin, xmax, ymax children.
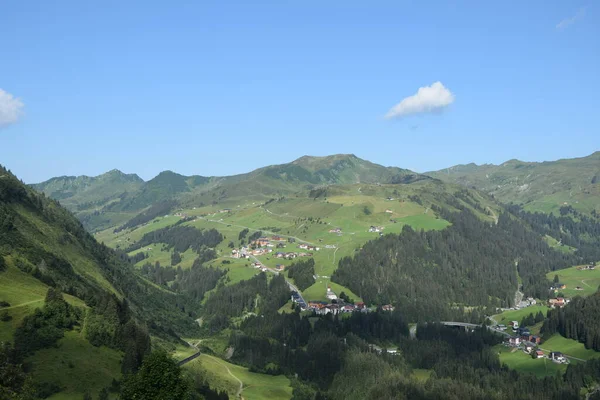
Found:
<box><xmin>2</xmin><ymin>153</ymin><xmax>600</xmax><ymax>399</ymax></box>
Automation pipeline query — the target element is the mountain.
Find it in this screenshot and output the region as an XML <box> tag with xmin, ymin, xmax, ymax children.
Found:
<box><xmin>0</xmin><ymin>165</ymin><xmax>198</xmax><ymax>398</ymax></box>
<box><xmin>33</xmin><ymin>154</ymin><xmax>429</xmax><ymax>231</ymax></box>
<box><xmin>427</xmin><ymin>151</ymin><xmax>600</xmax><ymax>216</ymax></box>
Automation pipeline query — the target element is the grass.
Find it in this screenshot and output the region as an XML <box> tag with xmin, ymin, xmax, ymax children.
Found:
<box><xmin>540</xmin><ymin>334</ymin><xmax>600</xmax><ymax>361</ymax></box>
<box><xmin>184</xmin><ymin>354</ymin><xmax>292</xmax><ymax>400</ymax></box>
<box><xmin>492</xmin><ymin>305</ymin><xmax>550</xmax><ymax>327</ymax></box>
<box><xmin>412</xmin><ymin>369</ymin><xmax>432</xmax><ymax>382</ymax></box>
<box><xmin>546</xmin><ymin>263</ymin><xmax>600</xmax><ymax>298</ymax></box>
<box><xmin>495</xmin><ymin>345</ymin><xmax>566</xmax><ymax>377</ymax></box>
<box><xmin>0</xmin><ymin>261</ymin><xmax>86</xmax><ymax>342</ymax></box>
<box><xmin>28</xmin><ymin>330</ymin><xmax>122</xmax><ymax>400</ymax></box>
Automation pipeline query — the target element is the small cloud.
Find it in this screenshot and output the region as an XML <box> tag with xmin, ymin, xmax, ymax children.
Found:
<box><xmin>0</xmin><ymin>88</ymin><xmax>24</xmax><ymax>128</ymax></box>
<box><xmin>556</xmin><ymin>8</ymin><xmax>585</xmax><ymax>30</ymax></box>
<box><xmin>385</xmin><ymin>81</ymin><xmax>455</xmax><ymax>119</ymax></box>
<box><xmin>410</xmin><ymin>125</ymin><xmax>419</xmax><ymax>131</ymax></box>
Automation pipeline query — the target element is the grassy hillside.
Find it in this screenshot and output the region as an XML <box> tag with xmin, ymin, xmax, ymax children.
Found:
<box><xmin>184</xmin><ymin>354</ymin><xmax>292</xmax><ymax>400</ymax></box>
<box><xmin>546</xmin><ymin>263</ymin><xmax>600</xmax><ymax>297</ymax></box>
<box><xmin>0</xmin><ymin>165</ymin><xmax>200</xmax><ymax>398</ymax></box>
<box><xmin>32</xmin><ymin>154</ymin><xmax>431</xmax><ymax>232</ymax></box>
<box><xmin>427</xmin><ymin>151</ymin><xmax>600</xmax><ymax>216</ymax></box>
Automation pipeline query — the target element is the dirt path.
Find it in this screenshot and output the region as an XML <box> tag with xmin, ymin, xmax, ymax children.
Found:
<box><xmin>213</xmin><ymin>358</ymin><xmax>243</xmax><ymax>398</ymax></box>
<box><xmin>581</xmin><ymin>279</ymin><xmax>593</xmax><ymax>288</ymax></box>
<box><xmin>1</xmin><ymin>299</ymin><xmax>44</xmax><ymax>310</ymax></box>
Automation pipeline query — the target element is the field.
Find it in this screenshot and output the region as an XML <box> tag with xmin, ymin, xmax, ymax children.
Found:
<box><xmin>0</xmin><ymin>261</ymin><xmax>87</xmax><ymax>342</ymax></box>
<box><xmin>546</xmin><ymin>263</ymin><xmax>600</xmax><ymax>298</ymax></box>
<box><xmin>540</xmin><ymin>334</ymin><xmax>600</xmax><ymax>361</ymax></box>
<box><xmin>28</xmin><ymin>330</ymin><xmax>122</xmax><ymax>400</ymax></box>
<box><xmin>495</xmin><ymin>345</ymin><xmax>566</xmax><ymax>377</ymax></box>
<box><xmin>184</xmin><ymin>354</ymin><xmax>292</xmax><ymax>400</ymax></box>
<box><xmin>492</xmin><ymin>305</ymin><xmax>550</xmax><ymax>328</ymax></box>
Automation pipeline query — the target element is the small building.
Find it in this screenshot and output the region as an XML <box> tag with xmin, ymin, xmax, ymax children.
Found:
<box><xmin>549</xmin><ymin>297</ymin><xmax>566</xmax><ymax>308</ymax></box>
<box><xmin>385</xmin><ymin>209</ymin><xmax>394</xmax><ymax>214</ymax></box>
<box><xmin>329</xmin><ymin>228</ymin><xmax>342</xmax><ymax>234</ymax></box>
<box><xmin>508</xmin><ymin>337</ymin><xmax>521</xmax><ymax>346</ymax></box>
<box><xmin>382</xmin><ymin>304</ymin><xmax>395</xmax><ymax>312</ymax></box>
<box><xmin>510</xmin><ymin>321</ymin><xmax>519</xmax><ymax>330</ymax></box>
<box><xmin>550</xmin><ymin>352</ymin><xmax>566</xmax><ymax>363</ymax></box>
<box><xmin>535</xmin><ymin>350</ymin><xmax>544</xmax><ymax>358</ymax></box>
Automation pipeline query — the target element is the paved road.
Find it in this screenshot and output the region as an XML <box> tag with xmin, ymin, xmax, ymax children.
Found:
<box><xmin>247</xmin><ymin>254</ymin><xmax>307</xmax><ymax>308</ymax></box>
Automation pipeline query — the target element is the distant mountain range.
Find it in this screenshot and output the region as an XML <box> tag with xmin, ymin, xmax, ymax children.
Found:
<box><xmin>32</xmin><ymin>152</ymin><xmax>600</xmax><ymax>231</ymax></box>
<box><xmin>427</xmin><ymin>151</ymin><xmax>600</xmax><ymax>216</ymax></box>
<box><xmin>32</xmin><ymin>154</ymin><xmax>429</xmax><ymax>231</ymax></box>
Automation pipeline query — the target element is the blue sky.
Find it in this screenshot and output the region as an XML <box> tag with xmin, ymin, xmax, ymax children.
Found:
<box><xmin>1</xmin><ymin>1</ymin><xmax>598</xmax><ymax>183</ymax></box>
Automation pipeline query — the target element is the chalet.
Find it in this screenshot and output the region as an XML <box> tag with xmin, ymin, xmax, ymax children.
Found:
<box><xmin>368</xmin><ymin>226</ymin><xmax>382</xmax><ymax>233</ymax></box>
<box><xmin>382</xmin><ymin>304</ymin><xmax>395</xmax><ymax>312</ymax></box>
<box><xmin>530</xmin><ymin>335</ymin><xmax>541</xmax><ymax>344</ymax></box>
<box><xmin>307</xmin><ymin>245</ymin><xmax>320</xmax><ymax>251</ymax></box>
<box><xmin>524</xmin><ymin>344</ymin><xmax>534</xmax><ymax>353</ymax></box>
<box><xmin>510</xmin><ymin>321</ymin><xmax>519</xmax><ymax>330</ymax></box>
<box><xmin>298</xmin><ymin>243</ymin><xmax>309</xmax><ymax>250</ymax></box>
<box><xmin>386</xmin><ymin>349</ymin><xmax>398</xmax><ymax>355</ymax></box>
<box><xmin>550</xmin><ymin>283</ymin><xmax>567</xmax><ymax>290</ymax></box>
<box><xmin>550</xmin><ymin>352</ymin><xmax>566</xmax><ymax>363</ymax></box>
<box><xmin>356</xmin><ymin>302</ymin><xmax>366</xmax><ymax>310</ymax></box>
<box><xmin>549</xmin><ymin>297</ymin><xmax>566</xmax><ymax>308</ymax></box>
<box><xmin>275</xmin><ymin>252</ymin><xmax>285</xmax><ymax>258</ymax></box>
<box><xmin>508</xmin><ymin>337</ymin><xmax>521</xmax><ymax>346</ymax></box>
<box><xmin>329</xmin><ymin>228</ymin><xmax>342</xmax><ymax>234</ymax></box>
<box><xmin>271</xmin><ymin>236</ymin><xmax>285</xmax><ymax>241</ymax></box>
<box><xmin>535</xmin><ymin>350</ymin><xmax>544</xmax><ymax>358</ymax></box>
<box><xmin>385</xmin><ymin>209</ymin><xmax>394</xmax><ymax>214</ymax></box>
<box><xmin>276</xmin><ymin>264</ymin><xmax>285</xmax><ymax>271</ymax></box>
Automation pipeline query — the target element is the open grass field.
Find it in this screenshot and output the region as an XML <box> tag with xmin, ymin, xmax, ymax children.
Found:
<box><xmin>546</xmin><ymin>263</ymin><xmax>600</xmax><ymax>298</ymax></box>
<box><xmin>0</xmin><ymin>261</ymin><xmax>87</xmax><ymax>342</ymax></box>
<box><xmin>184</xmin><ymin>354</ymin><xmax>292</xmax><ymax>400</ymax></box>
<box><xmin>28</xmin><ymin>330</ymin><xmax>122</xmax><ymax>400</ymax></box>
<box><xmin>492</xmin><ymin>305</ymin><xmax>550</xmax><ymax>328</ymax></box>
<box><xmin>495</xmin><ymin>345</ymin><xmax>566</xmax><ymax>377</ymax></box>
<box><xmin>540</xmin><ymin>334</ymin><xmax>600</xmax><ymax>361</ymax></box>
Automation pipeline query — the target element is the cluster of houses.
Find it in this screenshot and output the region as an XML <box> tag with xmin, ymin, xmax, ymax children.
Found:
<box><xmin>550</xmin><ymin>282</ymin><xmax>567</xmax><ymax>291</ymax></box>
<box><xmin>576</xmin><ymin>264</ymin><xmax>596</xmax><ymax>271</ymax></box>
<box><xmin>308</xmin><ymin>301</ymin><xmax>368</xmax><ymax>315</ymax></box>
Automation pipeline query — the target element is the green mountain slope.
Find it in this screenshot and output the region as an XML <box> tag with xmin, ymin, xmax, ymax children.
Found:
<box><xmin>33</xmin><ymin>154</ymin><xmax>429</xmax><ymax>231</ymax></box>
<box><xmin>427</xmin><ymin>151</ymin><xmax>600</xmax><ymax>216</ymax></box>
<box><xmin>0</xmin><ymin>165</ymin><xmax>198</xmax><ymax>399</ymax></box>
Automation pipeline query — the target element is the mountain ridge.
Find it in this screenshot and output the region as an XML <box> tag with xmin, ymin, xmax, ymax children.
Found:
<box><xmin>427</xmin><ymin>151</ymin><xmax>600</xmax><ymax>216</ymax></box>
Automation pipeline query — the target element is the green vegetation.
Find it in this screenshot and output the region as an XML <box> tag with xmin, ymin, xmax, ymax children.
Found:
<box><xmin>540</xmin><ymin>334</ymin><xmax>600</xmax><ymax>360</ymax></box>
<box><xmin>493</xmin><ymin>305</ymin><xmax>550</xmax><ymax>327</ymax></box>
<box><xmin>428</xmin><ymin>151</ymin><xmax>600</xmax><ymax>217</ymax></box>
<box><xmin>545</xmin><ymin>263</ymin><xmax>600</xmax><ymax>297</ymax></box>
<box><xmin>27</xmin><ymin>330</ymin><xmax>122</xmax><ymax>400</ymax></box>
<box><xmin>495</xmin><ymin>345</ymin><xmax>566</xmax><ymax>377</ymax></box>
<box><xmin>184</xmin><ymin>354</ymin><xmax>292</xmax><ymax>400</ymax></box>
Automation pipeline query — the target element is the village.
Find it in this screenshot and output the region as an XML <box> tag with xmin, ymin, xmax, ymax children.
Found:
<box><xmin>230</xmin><ymin>235</ymin><xmax>320</xmax><ymax>261</ymax></box>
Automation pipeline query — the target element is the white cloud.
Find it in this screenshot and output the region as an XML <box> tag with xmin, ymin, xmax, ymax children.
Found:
<box><xmin>0</xmin><ymin>88</ymin><xmax>24</xmax><ymax>128</ymax></box>
<box><xmin>385</xmin><ymin>81</ymin><xmax>455</xmax><ymax>119</ymax></box>
<box><xmin>556</xmin><ymin>8</ymin><xmax>585</xmax><ymax>30</ymax></box>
